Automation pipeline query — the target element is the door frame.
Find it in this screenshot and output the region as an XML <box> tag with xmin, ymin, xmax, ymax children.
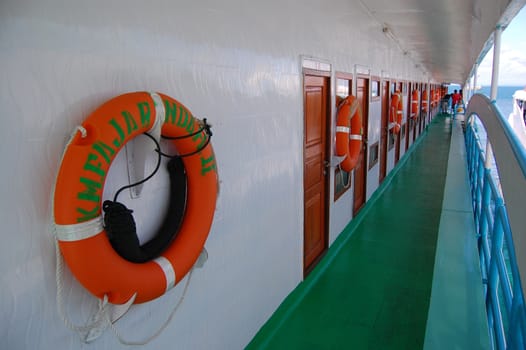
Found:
<box><xmin>379</xmin><ymin>79</ymin><xmax>389</xmax><ymax>183</ymax></box>
<box><xmin>413</xmin><ymin>83</ymin><xmax>422</xmax><ymax>143</ymax></box>
<box><xmin>334</xmin><ymin>72</ymin><xmax>354</xmax><ymax>201</ymax></box>
<box><xmin>353</xmin><ymin>74</ymin><xmax>369</xmax><ymax>215</ymax></box>
<box><xmin>394</xmin><ymin>80</ymin><xmax>403</xmax><ymax>164</ymax></box>
<box><xmin>302</xmin><ymin>67</ymin><xmax>331</xmax><ymax>276</ymax></box>
<box><xmin>406</xmin><ymin>82</ymin><xmax>412</xmax><ymax>152</ymax></box>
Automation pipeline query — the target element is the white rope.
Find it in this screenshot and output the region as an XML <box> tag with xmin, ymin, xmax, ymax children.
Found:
<box><xmin>55</xmin><ymin>215</ymin><xmax>194</xmax><ymax>345</ymax></box>
<box><xmin>76</xmin><ymin>125</ymin><xmax>87</xmax><ymax>138</ymax></box>
<box><xmin>52</xmin><ymin>125</ymin><xmax>87</xmax><ymax>234</ymax></box>
<box><xmin>108</xmin><ymin>268</ymin><xmax>195</xmax><ymax>346</ymax></box>
<box><xmin>53</xmin><ymin>121</ymin><xmax>193</xmax><ymax>345</ymax></box>
<box><xmin>337</xmin><ymin>163</ymin><xmax>352</xmax><ymax>189</ymax></box>
<box><xmin>53</xmin><ymin>125</ymin><xmax>112</xmax><ymax>339</ymax></box>
<box><xmin>55</xmin><ymin>240</ymin><xmax>110</xmax><ymax>334</ymax></box>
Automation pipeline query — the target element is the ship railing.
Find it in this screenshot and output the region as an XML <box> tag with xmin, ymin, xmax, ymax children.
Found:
<box><xmin>465</xmin><ymin>93</ymin><xmax>526</xmax><ymax>350</ymax></box>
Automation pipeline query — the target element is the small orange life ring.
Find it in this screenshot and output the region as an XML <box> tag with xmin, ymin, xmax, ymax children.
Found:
<box><xmin>335</xmin><ymin>95</ymin><xmax>362</xmax><ymax>172</ymax></box>
<box><xmin>411</xmin><ymin>90</ymin><xmax>419</xmax><ymax>119</ymax></box>
<box><xmin>389</xmin><ymin>91</ymin><xmax>403</xmax><ymax>134</ymax></box>
<box><xmin>53</xmin><ymin>92</ymin><xmax>218</xmax><ymax>304</ymax></box>
<box><xmin>422</xmin><ymin>89</ymin><xmax>429</xmax><ymax>114</ymax></box>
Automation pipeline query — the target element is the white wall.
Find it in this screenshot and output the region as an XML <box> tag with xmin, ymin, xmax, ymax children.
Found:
<box><xmin>329</xmin><ymin>173</ymin><xmax>354</xmax><ymax>245</ymax></box>
<box><xmin>366</xmin><ymin>98</ymin><xmax>382</xmax><ymax>200</ymax></box>
<box><xmin>387</xmin><ymin>145</ymin><xmax>396</xmax><ymax>172</ymax></box>
<box><xmin>400</xmin><ymin>134</ymin><xmax>407</xmax><ymax>158</ymax></box>
<box><xmin>0</xmin><ymin>1</ymin><xmax>429</xmax><ymax>349</ymax></box>
<box><xmin>408</xmin><ymin>119</ymin><xmax>415</xmax><ymax>149</ymax></box>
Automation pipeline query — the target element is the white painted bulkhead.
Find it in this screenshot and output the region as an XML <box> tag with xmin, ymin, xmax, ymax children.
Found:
<box><xmin>367</xmin><ymin>96</ymin><xmax>381</xmax><ymax>201</ymax></box>
<box><xmin>1</xmin><ymin>1</ymin><xmax>433</xmax><ymax>349</ymax></box>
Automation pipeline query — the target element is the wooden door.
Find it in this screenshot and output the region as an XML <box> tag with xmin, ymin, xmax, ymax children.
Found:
<box><xmin>413</xmin><ymin>112</ymin><xmax>418</xmax><ymax>142</ymax></box>
<box><xmin>405</xmin><ymin>83</ymin><xmax>412</xmax><ymax>151</ymax></box>
<box><xmin>379</xmin><ymin>81</ymin><xmax>389</xmax><ymax>183</ymax></box>
<box><xmin>420</xmin><ymin>86</ymin><xmax>425</xmax><ymax>133</ymax></box>
<box><xmin>394</xmin><ymin>84</ymin><xmax>403</xmax><ymax>164</ymax></box>
<box><xmin>353</xmin><ymin>77</ymin><xmax>369</xmax><ymax>215</ymax></box>
<box><xmin>414</xmin><ymin>83</ymin><xmax>420</xmax><ymax>141</ymax></box>
<box><xmin>303</xmin><ymin>74</ymin><xmax>329</xmax><ymax>275</ymax></box>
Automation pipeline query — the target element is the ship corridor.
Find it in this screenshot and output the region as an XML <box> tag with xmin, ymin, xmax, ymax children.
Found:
<box><xmin>248</xmin><ymin>115</ymin><xmax>490</xmax><ymax>349</ymax></box>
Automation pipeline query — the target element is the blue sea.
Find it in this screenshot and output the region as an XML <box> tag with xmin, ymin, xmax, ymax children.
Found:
<box><xmin>458</xmin><ymin>86</ymin><xmax>523</xmax><ymax>187</ymax></box>
<box><xmin>466</xmin><ymin>86</ymin><xmax>524</xmax><ymax>188</ymax></box>
<box><xmin>476</xmin><ymin>85</ymin><xmax>523</xmax><ymax>117</ymax></box>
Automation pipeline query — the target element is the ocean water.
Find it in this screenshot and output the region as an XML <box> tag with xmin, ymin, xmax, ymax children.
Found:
<box><xmin>476</xmin><ymin>85</ymin><xmax>523</xmax><ymax>117</ymax></box>
<box><xmin>467</xmin><ymin>86</ymin><xmax>525</xmax><ymax>188</ymax></box>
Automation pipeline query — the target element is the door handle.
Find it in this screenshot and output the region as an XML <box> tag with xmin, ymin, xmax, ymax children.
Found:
<box><xmin>323</xmin><ymin>160</ymin><xmax>330</xmax><ymax>176</ymax></box>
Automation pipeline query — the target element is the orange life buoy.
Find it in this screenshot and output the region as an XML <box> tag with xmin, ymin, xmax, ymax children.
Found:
<box><xmin>53</xmin><ymin>92</ymin><xmax>218</xmax><ymax>304</ymax></box>
<box><xmin>389</xmin><ymin>91</ymin><xmax>403</xmax><ymax>134</ymax></box>
<box><xmin>411</xmin><ymin>90</ymin><xmax>419</xmax><ymax>119</ymax></box>
<box><xmin>335</xmin><ymin>95</ymin><xmax>362</xmax><ymax>172</ymax></box>
<box><xmin>422</xmin><ymin>89</ymin><xmax>429</xmax><ymax>114</ymax></box>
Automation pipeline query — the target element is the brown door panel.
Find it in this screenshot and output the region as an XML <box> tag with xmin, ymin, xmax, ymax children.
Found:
<box><xmin>303</xmin><ymin>73</ymin><xmax>329</xmax><ymax>275</ymax></box>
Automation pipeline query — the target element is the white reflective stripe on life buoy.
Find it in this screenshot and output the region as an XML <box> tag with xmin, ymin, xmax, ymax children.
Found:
<box><xmin>148</xmin><ymin>92</ymin><xmax>165</xmax><ymax>140</ymax></box>
<box><xmin>336</xmin><ymin>126</ymin><xmax>350</xmax><ymax>133</ymax></box>
<box><xmin>349</xmin><ymin>134</ymin><xmax>362</xmax><ymax>141</ymax></box>
<box><xmin>54</xmin><ymin>216</ymin><xmax>104</xmax><ymax>242</ymax></box>
<box><xmin>154</xmin><ymin>256</ymin><xmax>176</xmax><ymax>292</ymax></box>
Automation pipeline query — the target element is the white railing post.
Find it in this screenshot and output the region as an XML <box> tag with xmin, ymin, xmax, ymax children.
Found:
<box><xmin>473</xmin><ymin>63</ymin><xmax>478</xmax><ymax>98</ymax></box>
<box><xmin>490</xmin><ymin>25</ymin><xmax>502</xmax><ymax>101</ymax></box>
<box><xmin>486</xmin><ymin>24</ymin><xmax>503</xmax><ymax>175</ymax></box>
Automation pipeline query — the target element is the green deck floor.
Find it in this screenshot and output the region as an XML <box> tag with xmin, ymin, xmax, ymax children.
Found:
<box><xmin>248</xmin><ymin>115</ymin><xmax>453</xmax><ymax>349</ymax></box>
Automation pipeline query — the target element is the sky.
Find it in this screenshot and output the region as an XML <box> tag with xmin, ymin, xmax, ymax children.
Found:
<box><xmin>476</xmin><ymin>5</ymin><xmax>526</xmax><ymax>87</ymax></box>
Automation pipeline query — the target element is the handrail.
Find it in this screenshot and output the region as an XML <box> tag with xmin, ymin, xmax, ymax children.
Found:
<box><xmin>465</xmin><ymin>93</ymin><xmax>526</xmax><ymax>349</ymax></box>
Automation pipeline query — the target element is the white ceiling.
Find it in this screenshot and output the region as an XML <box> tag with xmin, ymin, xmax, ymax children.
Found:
<box><xmin>358</xmin><ymin>0</ymin><xmax>526</xmax><ymax>84</ymax></box>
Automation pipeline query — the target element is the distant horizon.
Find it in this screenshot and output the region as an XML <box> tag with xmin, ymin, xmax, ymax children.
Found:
<box><xmin>449</xmin><ymin>83</ymin><xmax>525</xmax><ymax>88</ymax></box>
<box><xmin>480</xmin><ymin>85</ymin><xmax>525</xmax><ymax>87</ymax></box>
